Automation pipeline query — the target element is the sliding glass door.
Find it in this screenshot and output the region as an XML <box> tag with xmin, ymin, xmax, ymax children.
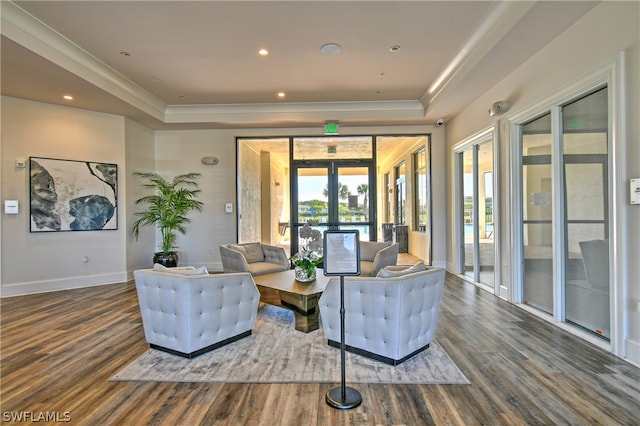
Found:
<box><xmin>518</xmin><ymin>87</ymin><xmax>610</xmax><ymax>340</ymax></box>
<box><xmin>455</xmin><ymin>128</ymin><xmax>496</xmax><ymax>290</ymax></box>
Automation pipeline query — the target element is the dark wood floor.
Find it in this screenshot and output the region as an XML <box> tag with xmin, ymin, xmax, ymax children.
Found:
<box><xmin>1</xmin><ymin>273</ymin><xmax>638</xmax><ymax>425</ymax></box>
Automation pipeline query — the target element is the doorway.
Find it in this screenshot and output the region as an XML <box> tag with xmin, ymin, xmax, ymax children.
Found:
<box><xmin>454</xmin><ymin>126</ymin><xmax>498</xmax><ymax>292</ymax></box>
<box><xmin>518</xmin><ymin>87</ymin><xmax>611</xmax><ymax>340</ymax></box>
<box><xmin>291</xmin><ymin>159</ymin><xmax>375</xmax><ymax>255</ymax></box>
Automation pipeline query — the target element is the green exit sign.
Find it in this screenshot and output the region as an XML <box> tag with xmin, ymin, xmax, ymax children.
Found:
<box><xmin>324</xmin><ymin>122</ymin><xmax>339</xmax><ymax>135</ymax></box>
<box><xmin>567</xmin><ymin>118</ymin><xmax>583</xmax><ymax>129</ymax></box>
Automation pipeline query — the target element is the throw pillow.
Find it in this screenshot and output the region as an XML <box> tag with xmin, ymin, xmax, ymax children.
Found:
<box><xmin>242</xmin><ymin>242</ymin><xmax>265</xmax><ymax>263</ymax></box>
<box><xmin>153</xmin><ymin>263</ymin><xmax>209</xmax><ymax>275</ymax></box>
<box><xmin>376</xmin><ymin>261</ymin><xmax>426</xmax><ymax>278</ymax></box>
<box><xmin>360</xmin><ymin>241</ymin><xmax>391</xmax><ymax>262</ymax></box>
<box><xmin>229</xmin><ymin>244</ymin><xmax>249</xmax><ymax>258</ymax></box>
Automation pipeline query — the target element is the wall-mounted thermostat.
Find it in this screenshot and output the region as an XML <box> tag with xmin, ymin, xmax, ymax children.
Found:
<box><xmin>4</xmin><ymin>200</ymin><xmax>19</xmax><ymax>214</ymax></box>
<box><xmin>631</xmin><ymin>178</ymin><xmax>640</xmax><ymax>205</ymax></box>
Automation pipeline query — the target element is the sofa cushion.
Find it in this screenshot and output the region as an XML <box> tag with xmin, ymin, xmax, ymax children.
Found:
<box><xmin>360</xmin><ymin>261</ymin><xmax>374</xmax><ymax>277</ymax></box>
<box><xmin>248</xmin><ymin>261</ymin><xmax>290</xmax><ymax>276</ymax></box>
<box><xmin>242</xmin><ymin>242</ymin><xmax>266</xmax><ymax>263</ymax></box>
<box><xmin>376</xmin><ymin>261</ymin><xmax>426</xmax><ymax>278</ymax></box>
<box><xmin>360</xmin><ymin>241</ymin><xmax>390</xmax><ymax>262</ymax></box>
<box><xmin>153</xmin><ymin>263</ymin><xmax>209</xmax><ymax>275</ymax></box>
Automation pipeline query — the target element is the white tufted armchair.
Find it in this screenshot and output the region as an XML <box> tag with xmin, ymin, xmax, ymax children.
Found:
<box><xmin>318</xmin><ymin>265</ymin><xmax>445</xmax><ymax>365</ymax></box>
<box><xmin>133</xmin><ymin>267</ymin><xmax>260</xmax><ymax>358</ymax></box>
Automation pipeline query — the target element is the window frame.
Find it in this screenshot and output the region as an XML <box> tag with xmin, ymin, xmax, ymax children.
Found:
<box><xmin>412</xmin><ymin>145</ymin><xmax>429</xmax><ymax>232</ymax></box>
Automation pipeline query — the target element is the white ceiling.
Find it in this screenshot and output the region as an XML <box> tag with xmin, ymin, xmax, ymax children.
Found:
<box><xmin>1</xmin><ymin>1</ymin><xmax>598</xmax><ymax>130</ymax></box>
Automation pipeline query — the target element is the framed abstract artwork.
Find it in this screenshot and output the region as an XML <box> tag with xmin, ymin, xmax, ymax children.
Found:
<box><xmin>29</xmin><ymin>157</ymin><xmax>118</xmax><ymax>232</ymax></box>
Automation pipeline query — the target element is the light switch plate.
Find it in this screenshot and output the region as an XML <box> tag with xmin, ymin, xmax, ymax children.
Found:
<box><xmin>225</xmin><ymin>202</ymin><xmax>233</xmax><ymax>213</ymax></box>
<box><xmin>631</xmin><ymin>178</ymin><xmax>640</xmax><ymax>205</ymax></box>
<box><xmin>4</xmin><ymin>200</ymin><xmax>19</xmax><ymax>214</ymax></box>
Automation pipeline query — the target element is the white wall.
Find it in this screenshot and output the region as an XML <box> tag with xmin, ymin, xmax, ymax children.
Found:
<box><xmin>154</xmin><ymin>129</ymin><xmax>239</xmax><ymax>270</ymax></box>
<box><xmin>445</xmin><ymin>2</ymin><xmax>639</xmax><ymax>365</ymax></box>
<box><xmin>124</xmin><ymin>118</ymin><xmax>155</xmax><ymax>275</ymax></box>
<box><xmin>0</xmin><ymin>96</ymin><xmax>128</xmax><ymax>295</ymax></box>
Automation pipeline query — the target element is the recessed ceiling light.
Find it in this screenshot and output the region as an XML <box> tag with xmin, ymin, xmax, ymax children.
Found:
<box><xmin>389</xmin><ymin>45</ymin><xmax>401</xmax><ymax>53</ymax></box>
<box><xmin>63</xmin><ymin>95</ymin><xmax>73</xmax><ymax>100</ymax></box>
<box><xmin>277</xmin><ymin>92</ymin><xmax>286</xmax><ymax>98</ymax></box>
<box><xmin>258</xmin><ymin>48</ymin><xmax>269</xmax><ymax>56</ymax></box>
<box><xmin>320</xmin><ymin>43</ymin><xmax>342</xmax><ymax>55</ymax></box>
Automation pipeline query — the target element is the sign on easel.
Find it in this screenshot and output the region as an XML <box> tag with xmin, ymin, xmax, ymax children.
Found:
<box><xmin>323</xmin><ymin>230</ymin><xmax>360</xmax><ymax>276</ymax></box>
<box><xmin>323</xmin><ymin>229</ymin><xmax>362</xmax><ymax>410</ymax></box>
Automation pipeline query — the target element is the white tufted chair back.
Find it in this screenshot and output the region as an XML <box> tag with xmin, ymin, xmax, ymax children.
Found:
<box><xmin>133</xmin><ymin>269</ymin><xmax>260</xmax><ymax>358</ymax></box>
<box><xmin>318</xmin><ymin>267</ymin><xmax>445</xmax><ymax>365</ymax></box>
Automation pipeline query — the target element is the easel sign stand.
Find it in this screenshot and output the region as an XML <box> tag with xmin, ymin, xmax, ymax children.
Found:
<box><xmin>323</xmin><ymin>230</ymin><xmax>362</xmax><ymax>410</ymax></box>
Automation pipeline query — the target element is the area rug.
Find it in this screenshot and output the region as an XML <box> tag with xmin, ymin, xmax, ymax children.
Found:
<box><xmin>111</xmin><ymin>304</ymin><xmax>469</xmax><ymax>385</ymax></box>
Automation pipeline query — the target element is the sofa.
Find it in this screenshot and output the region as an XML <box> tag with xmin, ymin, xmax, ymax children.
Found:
<box><xmin>318</xmin><ymin>262</ymin><xmax>445</xmax><ymax>365</ymax></box>
<box><xmin>220</xmin><ymin>242</ymin><xmax>290</xmax><ymax>276</ymax></box>
<box><xmin>133</xmin><ymin>264</ymin><xmax>260</xmax><ymax>358</ymax></box>
<box><xmin>359</xmin><ymin>241</ymin><xmax>399</xmax><ymax>276</ymax></box>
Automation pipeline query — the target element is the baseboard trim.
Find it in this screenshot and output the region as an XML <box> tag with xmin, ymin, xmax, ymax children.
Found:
<box><xmin>432</xmin><ymin>260</ymin><xmax>447</xmax><ymax>269</ymax></box>
<box><xmin>0</xmin><ymin>272</ymin><xmax>128</xmax><ymax>297</ymax></box>
<box><xmin>625</xmin><ymin>338</ymin><xmax>640</xmax><ymax>367</ymax></box>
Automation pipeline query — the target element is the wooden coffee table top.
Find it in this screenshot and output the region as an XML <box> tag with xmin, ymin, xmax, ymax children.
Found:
<box><xmin>253</xmin><ymin>269</ymin><xmax>330</xmax><ymax>296</ymax></box>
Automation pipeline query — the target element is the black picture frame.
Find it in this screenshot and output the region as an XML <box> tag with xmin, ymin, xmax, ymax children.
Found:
<box><xmin>323</xmin><ymin>230</ymin><xmax>360</xmax><ymax>276</ymax></box>
<box><xmin>29</xmin><ymin>156</ymin><xmax>118</xmax><ymax>232</ymax></box>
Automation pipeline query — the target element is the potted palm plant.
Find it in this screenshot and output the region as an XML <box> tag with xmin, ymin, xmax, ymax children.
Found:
<box><xmin>132</xmin><ymin>171</ymin><xmax>204</xmax><ymax>267</ymax></box>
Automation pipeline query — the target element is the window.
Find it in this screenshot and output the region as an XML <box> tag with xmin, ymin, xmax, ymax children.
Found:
<box><xmin>395</xmin><ymin>162</ymin><xmax>406</xmax><ymax>224</ymax></box>
<box><xmin>413</xmin><ymin>146</ymin><xmax>429</xmax><ymax>232</ymax></box>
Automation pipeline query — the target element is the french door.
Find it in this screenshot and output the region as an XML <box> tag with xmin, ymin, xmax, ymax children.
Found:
<box><xmin>291</xmin><ymin>160</ymin><xmax>375</xmax><ymax>254</ymax></box>
<box><xmin>454</xmin><ymin>127</ymin><xmax>497</xmax><ymax>292</ymax></box>
<box><xmin>518</xmin><ymin>86</ymin><xmax>611</xmax><ymax>340</ymax></box>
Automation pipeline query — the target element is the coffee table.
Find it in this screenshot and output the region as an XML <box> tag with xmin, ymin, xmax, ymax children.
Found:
<box><xmin>253</xmin><ymin>269</ymin><xmax>330</xmax><ymax>333</ymax></box>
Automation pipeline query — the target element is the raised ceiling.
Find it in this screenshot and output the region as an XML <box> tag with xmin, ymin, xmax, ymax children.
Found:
<box><xmin>1</xmin><ymin>1</ymin><xmax>598</xmax><ymax>129</ymax></box>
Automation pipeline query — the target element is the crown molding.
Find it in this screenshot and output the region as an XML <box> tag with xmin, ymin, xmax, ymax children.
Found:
<box><xmin>1</xmin><ymin>1</ymin><xmax>167</xmax><ymax>121</ymax></box>
<box><xmin>420</xmin><ymin>1</ymin><xmax>535</xmax><ymax>112</ymax></box>
<box><xmin>165</xmin><ymin>100</ymin><xmax>425</xmax><ymax>125</ymax></box>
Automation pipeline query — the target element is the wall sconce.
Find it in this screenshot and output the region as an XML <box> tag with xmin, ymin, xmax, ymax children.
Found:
<box><xmin>489</xmin><ymin>101</ymin><xmax>510</xmax><ymax>117</ymax></box>
<box><xmin>201</xmin><ymin>156</ymin><xmax>219</xmax><ymax>165</ymax></box>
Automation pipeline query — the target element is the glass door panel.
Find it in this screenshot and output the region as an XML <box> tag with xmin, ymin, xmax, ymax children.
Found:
<box><xmin>522</xmin><ymin>114</ymin><xmax>553</xmax><ymax>314</ymax></box>
<box><xmin>395</xmin><ymin>163</ymin><xmax>406</xmax><ymax>225</ymax></box>
<box><xmin>456</xmin><ymin>135</ymin><xmax>495</xmax><ymax>289</ymax></box>
<box><xmin>562</xmin><ymin>87</ymin><xmax>609</xmax><ymax>339</ymax></box>
<box><xmin>462</xmin><ymin>150</ymin><xmax>475</xmax><ymax>279</ymax></box>
<box><xmin>478</xmin><ymin>140</ymin><xmax>494</xmax><ymax>286</ymax></box>
<box><xmin>296</xmin><ymin>167</ymin><xmax>329</xmax><ymax>223</ymax></box>
<box><xmin>293</xmin><ymin>166</ymin><xmax>330</xmax><ymax>255</ymax></box>
<box><xmin>336</xmin><ymin>166</ymin><xmax>372</xmax><ymax>240</ymax></box>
